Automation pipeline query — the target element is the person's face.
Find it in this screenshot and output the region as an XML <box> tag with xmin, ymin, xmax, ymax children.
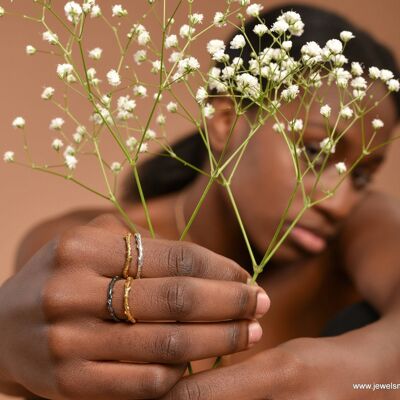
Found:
<box><xmin>213</xmin><ymin>83</ymin><xmax>397</xmax><ymax>263</ymax></box>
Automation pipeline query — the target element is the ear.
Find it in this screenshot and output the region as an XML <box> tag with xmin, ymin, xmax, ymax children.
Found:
<box><xmin>206</xmin><ymin>97</ymin><xmax>237</xmax><ymax>153</ymax></box>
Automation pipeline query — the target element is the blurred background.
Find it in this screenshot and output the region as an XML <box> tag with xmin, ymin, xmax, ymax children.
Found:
<box><xmin>0</xmin><ymin>1</ymin><xmax>399</xmax><ymax>398</ymax></box>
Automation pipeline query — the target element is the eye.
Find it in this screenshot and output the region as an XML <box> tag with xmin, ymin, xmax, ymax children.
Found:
<box><xmin>304</xmin><ymin>142</ymin><xmax>320</xmax><ymax>160</ymax></box>
<box><xmin>351</xmin><ymin>167</ymin><xmax>372</xmax><ymax>190</ymax></box>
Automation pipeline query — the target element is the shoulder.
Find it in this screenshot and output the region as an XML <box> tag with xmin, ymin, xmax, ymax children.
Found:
<box><xmin>15</xmin><ymin>207</ymin><xmax>110</xmax><ymax>272</ymax></box>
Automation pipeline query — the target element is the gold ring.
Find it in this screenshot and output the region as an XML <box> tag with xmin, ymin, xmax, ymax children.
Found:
<box><xmin>122</xmin><ymin>233</ymin><xmax>133</xmax><ymax>279</ymax></box>
<box><xmin>123</xmin><ymin>277</ymin><xmax>136</xmax><ymax>324</ymax></box>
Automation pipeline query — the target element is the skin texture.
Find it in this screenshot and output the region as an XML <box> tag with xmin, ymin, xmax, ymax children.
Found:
<box><xmin>1</xmin><ymin>82</ymin><xmax>400</xmax><ymax>398</ymax></box>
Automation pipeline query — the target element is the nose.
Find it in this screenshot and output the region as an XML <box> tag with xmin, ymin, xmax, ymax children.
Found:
<box><xmin>309</xmin><ymin>168</ymin><xmax>361</xmax><ymax>223</ymax></box>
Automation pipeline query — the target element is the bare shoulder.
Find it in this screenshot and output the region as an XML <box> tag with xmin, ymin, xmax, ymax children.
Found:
<box><xmin>15</xmin><ymin>207</ymin><xmax>111</xmax><ymax>272</ymax></box>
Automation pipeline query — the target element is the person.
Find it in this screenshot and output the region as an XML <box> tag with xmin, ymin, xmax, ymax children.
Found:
<box><xmin>1</xmin><ymin>3</ymin><xmax>400</xmax><ymax>399</ymax></box>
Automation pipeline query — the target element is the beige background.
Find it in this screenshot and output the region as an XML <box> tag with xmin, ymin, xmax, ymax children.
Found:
<box><xmin>0</xmin><ymin>1</ymin><xmax>399</xmax><ymax>398</ymax></box>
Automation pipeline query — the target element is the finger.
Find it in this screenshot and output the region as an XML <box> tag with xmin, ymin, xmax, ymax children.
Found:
<box><xmin>86</xmin><ymin>213</ymin><xmax>129</xmax><ymax>234</ymax></box>
<box><xmin>80</xmin><ymin>320</ymin><xmax>262</xmax><ymax>363</ymax></box>
<box><xmin>60</xmin><ymin>360</ymin><xmax>186</xmax><ymax>400</ymax></box>
<box><xmin>103</xmin><ymin>276</ymin><xmax>269</xmax><ymax>322</ymax></box>
<box><xmin>63</xmin><ymin>225</ymin><xmax>250</xmax><ymax>282</ymax></box>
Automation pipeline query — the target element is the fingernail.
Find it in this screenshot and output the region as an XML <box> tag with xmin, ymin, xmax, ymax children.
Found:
<box><xmin>248</xmin><ymin>321</ymin><xmax>263</xmax><ymax>345</ymax></box>
<box><xmin>255</xmin><ymin>292</ymin><xmax>270</xmax><ymax>318</ymax></box>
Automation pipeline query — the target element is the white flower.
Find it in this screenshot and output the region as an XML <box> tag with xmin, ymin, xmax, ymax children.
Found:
<box><xmin>101</xmin><ymin>94</ymin><xmax>111</xmax><ymax>107</ymax></box>
<box><xmin>213</xmin><ymin>12</ymin><xmax>226</xmax><ymax>27</ymax></box>
<box><xmin>340</xmin><ymin>31</ymin><xmax>355</xmax><ymax>42</ymax></box>
<box><xmin>82</xmin><ymin>0</ymin><xmax>95</xmax><ymax>14</ymax></box>
<box><xmin>189</xmin><ymin>13</ymin><xmax>203</xmax><ymax>25</ymax></box>
<box><xmin>50</xmin><ymin>117</ymin><xmax>65</xmax><ymax>130</ymax></box>
<box><xmin>368</xmin><ymin>66</ymin><xmax>381</xmax><ymax>80</ymax></box>
<box><xmin>111</xmin><ymin>162</ymin><xmax>122</xmax><ymax>173</ymax></box>
<box><xmin>325</xmin><ymin>39</ymin><xmax>343</xmax><ymax>55</ymax></box>
<box><xmin>380</xmin><ymin>69</ymin><xmax>394</xmax><ymax>82</ymax></box>
<box><xmin>88</xmin><ymin>47</ymin><xmax>103</xmax><ymax>60</ymax></box>
<box><xmin>133</xmin><ymin>85</ymin><xmax>147</xmax><ymax>97</ymax></box>
<box><xmin>169</xmin><ymin>51</ymin><xmax>183</xmax><ymax>63</ymax></box>
<box><xmin>51</xmin><ymin>138</ymin><xmax>64</xmax><ymax>151</ymax></box>
<box><xmin>222</xmin><ymin>66</ymin><xmax>235</xmax><ymax>80</ymax></box>
<box><xmin>340</xmin><ymin>106</ymin><xmax>353</xmax><ymax>119</ymax></box>
<box><xmin>207</xmin><ymin>39</ymin><xmax>225</xmax><ymax>56</ymax></box>
<box><xmin>73</xmin><ymin>132</ymin><xmax>83</xmax><ymax>143</ymax></box>
<box><xmin>151</xmin><ymin>60</ymin><xmax>162</xmax><ymax>73</ymax></box>
<box><xmin>76</xmin><ymin>125</ymin><xmax>87</xmax><ymax>136</ymax></box>
<box><xmin>333</xmin><ymin>68</ymin><xmax>352</xmax><ymax>88</ymax></box>
<box><xmin>178</xmin><ymin>56</ymin><xmax>200</xmax><ymax>74</ymax></box>
<box><xmin>41</xmin><ymin>87</ymin><xmax>55</xmax><ymax>100</ymax></box>
<box><xmin>179</xmin><ymin>24</ymin><xmax>195</xmax><ymax>39</ymax></box>
<box><xmin>203</xmin><ymin>103</ymin><xmax>215</xmax><ymax>119</ymax></box>
<box><xmin>165</xmin><ymin>34</ymin><xmax>178</xmax><ymax>49</ymax></box>
<box><xmin>42</xmin><ymin>31</ymin><xmax>58</xmax><ymax>45</ymax></box>
<box><xmin>106</xmin><ymin>69</ymin><xmax>121</xmax><ymax>86</ymax></box>
<box><xmin>246</xmin><ymin>4</ymin><xmax>263</xmax><ymax>17</ymax></box>
<box><xmin>12</xmin><ymin>117</ymin><xmax>26</xmax><ymax>129</ymax></box>
<box><xmin>117</xmin><ymin>95</ymin><xmax>136</xmax><ymax>112</ymax></box>
<box><xmin>0</xmin><ymin>7</ymin><xmax>4</xmax><ymax>17</ymax></box>
<box><xmin>301</xmin><ymin>41</ymin><xmax>322</xmax><ymax>64</ymax></box>
<box><xmin>272</xmin><ymin>122</ymin><xmax>285</xmax><ymax>133</ymax></box>
<box><xmin>351</xmin><ymin>62</ymin><xmax>363</xmax><ymax>77</ymax></box>
<box><xmin>230</xmin><ymin>34</ymin><xmax>246</xmax><ymax>49</ymax></box>
<box><xmin>139</xmin><ymin>142</ymin><xmax>148</xmax><ymax>153</ymax></box>
<box><xmin>26</xmin><ymin>45</ymin><xmax>36</xmax><ymax>55</ymax></box>
<box><xmin>156</xmin><ymin>114</ymin><xmax>166</xmax><ymax>125</ymax></box>
<box><xmin>237</xmin><ymin>0</ymin><xmax>251</xmax><ymax>5</ymax></box>
<box><xmin>387</xmin><ymin>79</ymin><xmax>400</xmax><ymax>92</ymax></box>
<box><xmin>57</xmin><ymin>63</ymin><xmax>74</xmax><ymax>79</ymax></box>
<box><xmin>63</xmin><ymin>145</ymin><xmax>76</xmax><ymax>157</ymax></box>
<box><xmin>353</xmin><ymin>89</ymin><xmax>366</xmax><ymax>99</ymax></box>
<box><xmin>372</xmin><ymin>118</ymin><xmax>384</xmax><ymax>129</ymax></box>
<box><xmin>167</xmin><ymin>102</ymin><xmax>178</xmax><ymax>113</ymax></box>
<box><xmin>253</xmin><ymin>23</ymin><xmax>268</xmax><ymax>36</ymax></box>
<box><xmin>112</xmin><ymin>4</ymin><xmax>127</xmax><ymax>17</ymax></box>
<box><xmin>138</xmin><ymin>31</ymin><xmax>151</xmax><ymax>46</ymax></box>
<box><xmin>64</xmin><ymin>2</ymin><xmax>83</xmax><ymax>24</ymax></box>
<box><xmin>90</xmin><ymin>4</ymin><xmax>101</xmax><ymax>18</ymax></box>
<box><xmin>3</xmin><ymin>151</ymin><xmax>14</xmax><ymax>163</ymax></box>
<box><xmin>65</xmin><ymin>154</ymin><xmax>78</xmax><ymax>170</ymax></box>
<box><xmin>351</xmin><ymin>76</ymin><xmax>367</xmax><ymax>90</ymax></box>
<box><xmin>126</xmin><ymin>136</ymin><xmax>137</xmax><ymax>151</ymax></box>
<box><xmin>236</xmin><ymin>73</ymin><xmax>261</xmax><ymax>99</ymax></box>
<box><xmin>288</xmin><ymin>119</ymin><xmax>303</xmax><ymax>132</ymax></box>
<box><xmin>196</xmin><ymin>87</ymin><xmax>208</xmax><ymax>105</ymax></box>
<box><xmin>335</xmin><ymin>162</ymin><xmax>347</xmax><ymax>175</ymax></box>
<box><xmin>320</xmin><ymin>137</ymin><xmax>336</xmax><ymax>154</ymax></box>
<box><xmin>320</xmin><ymin>104</ymin><xmax>331</xmax><ymax>118</ymax></box>
<box><xmin>145</xmin><ymin>129</ymin><xmax>156</xmax><ymax>140</ymax></box>
<box><xmin>281</xmin><ymin>84</ymin><xmax>299</xmax><ymax>101</ymax></box>
<box><xmin>208</xmin><ymin>67</ymin><xmax>227</xmax><ymax>93</ymax></box>
<box><xmin>271</xmin><ymin>19</ymin><xmax>289</xmax><ymax>34</ymax></box>
<box><xmin>282</xmin><ymin>41</ymin><xmax>292</xmax><ymax>51</ymax></box>
<box><xmin>134</xmin><ymin>50</ymin><xmax>147</xmax><ymax>65</ymax></box>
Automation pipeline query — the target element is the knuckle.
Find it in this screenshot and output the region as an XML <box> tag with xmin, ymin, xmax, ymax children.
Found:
<box><xmin>55</xmin><ymin>226</ymin><xmax>87</xmax><ymax>267</ymax></box>
<box><xmin>154</xmin><ymin>327</ymin><xmax>188</xmax><ymax>362</ymax></box>
<box><xmin>47</xmin><ymin>325</ymin><xmax>74</xmax><ymax>362</ymax></box>
<box><xmin>54</xmin><ymin>362</ymin><xmax>81</xmax><ymax>400</ymax></box>
<box><xmin>225</xmin><ymin>322</ymin><xmax>241</xmax><ymax>353</ymax></box>
<box><xmin>234</xmin><ymin>285</ymin><xmax>250</xmax><ymax>317</ymax></box>
<box><xmin>167</xmin><ymin>243</ymin><xmax>197</xmax><ymax>277</ymax></box>
<box><xmin>176</xmin><ymin>380</ymin><xmax>213</xmax><ymax>400</ymax></box>
<box><xmin>162</xmin><ymin>279</ymin><xmax>193</xmax><ymax>319</ymax></box>
<box><xmin>139</xmin><ymin>367</ymin><xmax>173</xmax><ymax>398</ymax></box>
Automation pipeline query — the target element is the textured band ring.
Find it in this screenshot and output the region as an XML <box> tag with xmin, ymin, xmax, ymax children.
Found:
<box><xmin>107</xmin><ymin>276</ymin><xmax>123</xmax><ymax>322</ymax></box>
<box><xmin>134</xmin><ymin>232</ymin><xmax>144</xmax><ymax>279</ymax></box>
<box><xmin>123</xmin><ymin>276</ymin><xmax>136</xmax><ymax>324</ymax></box>
<box><xmin>122</xmin><ymin>232</ymin><xmax>133</xmax><ymax>279</ymax></box>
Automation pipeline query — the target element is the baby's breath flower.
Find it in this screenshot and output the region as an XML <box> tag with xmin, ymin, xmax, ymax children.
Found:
<box><xmin>351</xmin><ymin>76</ymin><xmax>367</xmax><ymax>90</ymax></box>
<box><xmin>57</xmin><ymin>63</ymin><xmax>73</xmax><ymax>79</ymax></box>
<box><xmin>3</xmin><ymin>151</ymin><xmax>14</xmax><ymax>163</ymax></box>
<box><xmin>246</xmin><ymin>4</ymin><xmax>263</xmax><ymax>17</ymax></box>
<box><xmin>82</xmin><ymin>0</ymin><xmax>95</xmax><ymax>14</ymax></box>
<box><xmin>179</xmin><ymin>24</ymin><xmax>195</xmax><ymax>39</ymax></box>
<box><xmin>101</xmin><ymin>94</ymin><xmax>111</xmax><ymax>107</ymax></box>
<box><xmin>112</xmin><ymin>4</ymin><xmax>127</xmax><ymax>17</ymax></box>
<box><xmin>281</xmin><ymin>84</ymin><xmax>299</xmax><ymax>102</ymax></box>
<box><xmin>230</xmin><ymin>34</ymin><xmax>246</xmax><ymax>49</ymax></box>
<box><xmin>253</xmin><ymin>23</ymin><xmax>268</xmax><ymax>36</ymax></box>
<box><xmin>237</xmin><ymin>0</ymin><xmax>251</xmax><ymax>5</ymax></box>
<box><xmin>42</xmin><ymin>31</ymin><xmax>58</xmax><ymax>45</ymax></box>
<box><xmin>282</xmin><ymin>41</ymin><xmax>293</xmax><ymax>51</ymax></box>
<box><xmin>189</xmin><ymin>13</ymin><xmax>204</xmax><ymax>25</ymax></box>
<box><xmin>236</xmin><ymin>73</ymin><xmax>261</xmax><ymax>100</ymax></box>
<box><xmin>134</xmin><ymin>50</ymin><xmax>147</xmax><ymax>65</ymax></box>
<box><xmin>51</xmin><ymin>138</ymin><xmax>64</xmax><ymax>151</ymax></box>
<box><xmin>325</xmin><ymin>39</ymin><xmax>343</xmax><ymax>55</ymax></box>
<box><xmin>139</xmin><ymin>142</ymin><xmax>148</xmax><ymax>153</ymax></box>
<box><xmin>133</xmin><ymin>85</ymin><xmax>147</xmax><ymax>97</ymax></box>
<box><xmin>0</xmin><ymin>7</ymin><xmax>5</xmax><ymax>17</ymax></box>
<box><xmin>213</xmin><ymin>11</ymin><xmax>226</xmax><ymax>28</ymax></box>
<box><xmin>167</xmin><ymin>102</ymin><xmax>178</xmax><ymax>113</ymax></box>
<box><xmin>196</xmin><ymin>87</ymin><xmax>208</xmax><ymax>105</ymax></box>
<box><xmin>126</xmin><ymin>136</ymin><xmax>137</xmax><ymax>151</ymax></box>
<box><xmin>41</xmin><ymin>87</ymin><xmax>55</xmax><ymax>100</ymax></box>
<box><xmin>12</xmin><ymin>117</ymin><xmax>26</xmax><ymax>129</ymax></box>
<box><xmin>320</xmin><ymin>137</ymin><xmax>336</xmax><ymax>154</ymax></box>
<box><xmin>88</xmin><ymin>47</ymin><xmax>103</xmax><ymax>60</ymax></box>
<box><xmin>353</xmin><ymin>89</ymin><xmax>366</xmax><ymax>99</ymax></box>
<box><xmin>222</xmin><ymin>66</ymin><xmax>235</xmax><ymax>80</ymax></box>
<box><xmin>332</xmin><ymin>67</ymin><xmax>352</xmax><ymax>88</ymax></box>
<box><xmin>138</xmin><ymin>30</ymin><xmax>151</xmax><ymax>46</ymax></box>
<box><xmin>368</xmin><ymin>66</ymin><xmax>381</xmax><ymax>80</ymax></box>
<box><xmin>145</xmin><ymin>129</ymin><xmax>156</xmax><ymax>140</ymax></box>
<box><xmin>335</xmin><ymin>162</ymin><xmax>347</xmax><ymax>175</ymax></box>
<box><xmin>320</xmin><ymin>104</ymin><xmax>331</xmax><ymax>118</ymax></box>
<box><xmin>106</xmin><ymin>69</ymin><xmax>121</xmax><ymax>86</ymax></box>
<box><xmin>65</xmin><ymin>154</ymin><xmax>78</xmax><ymax>170</ymax></box>
<box><xmin>165</xmin><ymin>34</ymin><xmax>178</xmax><ymax>49</ymax></box>
<box><xmin>288</xmin><ymin>119</ymin><xmax>303</xmax><ymax>132</ymax></box>
<box><xmin>272</xmin><ymin>122</ymin><xmax>285</xmax><ymax>133</ymax></box>
<box><xmin>50</xmin><ymin>117</ymin><xmax>65</xmax><ymax>131</ymax></box>
<box><xmin>169</xmin><ymin>51</ymin><xmax>183</xmax><ymax>63</ymax></box>
<box><xmin>26</xmin><ymin>45</ymin><xmax>36</xmax><ymax>55</ymax></box>
<box><xmin>64</xmin><ymin>146</ymin><xmax>76</xmax><ymax>157</ymax></box>
<box><xmin>178</xmin><ymin>56</ymin><xmax>200</xmax><ymax>74</ymax></box>
<box><xmin>73</xmin><ymin>132</ymin><xmax>83</xmax><ymax>143</ymax></box>
<box><xmin>380</xmin><ymin>69</ymin><xmax>394</xmax><ymax>82</ymax></box>
<box><xmin>117</xmin><ymin>95</ymin><xmax>136</xmax><ymax>120</ymax></box>
<box><xmin>64</xmin><ymin>2</ymin><xmax>83</xmax><ymax>25</ymax></box>
<box><xmin>340</xmin><ymin>31</ymin><xmax>355</xmax><ymax>42</ymax></box>
<box><xmin>372</xmin><ymin>118</ymin><xmax>384</xmax><ymax>129</ymax></box>
<box><xmin>203</xmin><ymin>103</ymin><xmax>215</xmax><ymax>119</ymax></box>
<box><xmin>271</xmin><ymin>19</ymin><xmax>289</xmax><ymax>34</ymax></box>
<box><xmin>90</xmin><ymin>4</ymin><xmax>102</xmax><ymax>18</ymax></box>
<box><xmin>340</xmin><ymin>106</ymin><xmax>353</xmax><ymax>120</ymax></box>
<box><xmin>111</xmin><ymin>162</ymin><xmax>122</xmax><ymax>173</ymax></box>
<box><xmin>387</xmin><ymin>79</ymin><xmax>400</xmax><ymax>92</ymax></box>
<box><xmin>151</xmin><ymin>60</ymin><xmax>162</xmax><ymax>74</ymax></box>
<box><xmin>156</xmin><ymin>114</ymin><xmax>166</xmax><ymax>125</ymax></box>
<box><xmin>207</xmin><ymin>39</ymin><xmax>226</xmax><ymax>56</ymax></box>
<box><xmin>331</xmin><ymin>54</ymin><xmax>348</xmax><ymax>67</ymax></box>
<box><xmin>153</xmin><ymin>93</ymin><xmax>163</xmax><ymax>101</ymax></box>
<box><xmin>351</xmin><ymin>62</ymin><xmax>363</xmax><ymax>76</ymax></box>
<box><xmin>208</xmin><ymin>67</ymin><xmax>227</xmax><ymax>93</ymax></box>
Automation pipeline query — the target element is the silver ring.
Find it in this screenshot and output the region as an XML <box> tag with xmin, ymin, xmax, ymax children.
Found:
<box><xmin>134</xmin><ymin>233</ymin><xmax>143</xmax><ymax>279</ymax></box>
<box><xmin>107</xmin><ymin>276</ymin><xmax>123</xmax><ymax>322</ymax></box>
